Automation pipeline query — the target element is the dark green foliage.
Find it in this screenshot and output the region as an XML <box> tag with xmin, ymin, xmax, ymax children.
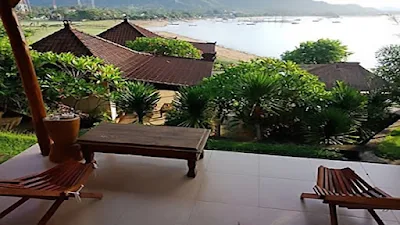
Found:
<box><xmin>304</xmin><ymin>107</ymin><xmax>359</xmax><ymax>145</ymax></box>
<box><xmin>303</xmin><ymin>81</ymin><xmax>368</xmax><ymax>145</ymax></box>
<box><xmin>126</xmin><ymin>37</ymin><xmax>202</xmax><ymax>59</ymax></box>
<box><xmin>281</xmin><ymin>39</ymin><xmax>352</xmax><ymax>64</ymax></box>
<box><xmin>206</xmin><ymin>139</ymin><xmax>343</xmax><ymax>160</ymax></box>
<box><xmin>114</xmin><ymin>82</ymin><xmax>160</xmax><ymax>124</ymax></box>
<box><xmin>165</xmin><ymin>86</ymin><xmax>212</xmax><ymax>128</ymax></box>
<box><xmin>202</xmin><ymin>70</ymin><xmax>237</xmax><ymax>136</ymax></box>
<box><xmin>360</xmin><ymin>90</ymin><xmax>392</xmax><ymax>141</ymax></box>
<box><xmin>220</xmin><ymin>58</ymin><xmax>328</xmax><ymax>141</ymax></box>
<box><xmin>376</xmin><ymin>45</ymin><xmax>400</xmax><ymax>104</ymax></box>
<box><xmin>233</xmin><ymin>71</ymin><xmax>282</xmax><ymax>140</ymax></box>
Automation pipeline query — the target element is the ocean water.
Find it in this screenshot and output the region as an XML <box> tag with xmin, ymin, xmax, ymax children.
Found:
<box><xmin>150</xmin><ymin>16</ymin><xmax>400</xmax><ymax>69</ymax></box>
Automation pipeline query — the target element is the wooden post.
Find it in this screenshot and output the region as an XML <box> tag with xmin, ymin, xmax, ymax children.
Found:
<box><xmin>0</xmin><ymin>0</ymin><xmax>51</xmax><ymax>155</ymax></box>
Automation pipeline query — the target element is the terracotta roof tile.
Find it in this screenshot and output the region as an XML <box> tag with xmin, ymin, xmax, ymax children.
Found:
<box><xmin>98</xmin><ymin>19</ymin><xmax>216</xmax><ymax>54</ymax></box>
<box><xmin>301</xmin><ymin>62</ymin><xmax>385</xmax><ymax>91</ymax></box>
<box><xmin>31</xmin><ymin>24</ymin><xmax>213</xmax><ymax>88</ymax></box>
<box><xmin>124</xmin><ymin>56</ymin><xmax>214</xmax><ymax>86</ymax></box>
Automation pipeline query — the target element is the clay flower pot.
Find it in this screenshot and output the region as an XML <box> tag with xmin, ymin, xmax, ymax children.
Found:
<box><xmin>43</xmin><ymin>116</ymin><xmax>83</xmax><ymax>163</ymax></box>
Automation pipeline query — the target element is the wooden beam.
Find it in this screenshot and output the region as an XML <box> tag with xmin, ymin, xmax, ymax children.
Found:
<box><xmin>0</xmin><ymin>1</ymin><xmax>51</xmax><ymax>156</ymax></box>
<box><xmin>8</xmin><ymin>0</ymin><xmax>21</xmax><ymax>8</ymax></box>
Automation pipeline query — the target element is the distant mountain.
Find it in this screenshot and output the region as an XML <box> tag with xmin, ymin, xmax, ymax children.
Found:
<box><xmin>380</xmin><ymin>7</ymin><xmax>400</xmax><ymax>12</ymax></box>
<box><xmin>29</xmin><ymin>0</ymin><xmax>381</xmax><ymax>15</ymax></box>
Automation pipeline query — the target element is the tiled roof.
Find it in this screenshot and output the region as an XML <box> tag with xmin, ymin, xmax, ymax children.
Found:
<box><xmin>301</xmin><ymin>62</ymin><xmax>386</xmax><ymax>91</ymax></box>
<box><xmin>123</xmin><ymin>55</ymin><xmax>214</xmax><ymax>86</ymax></box>
<box><xmin>98</xmin><ymin>19</ymin><xmax>216</xmax><ymax>54</ymax></box>
<box><xmin>31</xmin><ymin>23</ymin><xmax>213</xmax><ymax>88</ymax></box>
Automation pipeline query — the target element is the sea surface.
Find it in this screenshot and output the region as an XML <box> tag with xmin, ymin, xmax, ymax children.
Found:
<box><xmin>150</xmin><ymin>16</ymin><xmax>400</xmax><ymax>69</ymax></box>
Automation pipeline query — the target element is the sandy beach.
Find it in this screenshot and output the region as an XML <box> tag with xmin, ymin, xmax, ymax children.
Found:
<box><xmin>155</xmin><ymin>31</ymin><xmax>258</xmax><ymax>62</ymax></box>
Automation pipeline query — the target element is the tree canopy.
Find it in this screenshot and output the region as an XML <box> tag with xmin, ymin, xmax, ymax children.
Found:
<box><xmin>281</xmin><ymin>39</ymin><xmax>352</xmax><ymax>64</ymax></box>
<box><xmin>376</xmin><ymin>45</ymin><xmax>400</xmax><ymax>104</ymax></box>
<box><xmin>126</xmin><ymin>37</ymin><xmax>202</xmax><ymax>59</ymax></box>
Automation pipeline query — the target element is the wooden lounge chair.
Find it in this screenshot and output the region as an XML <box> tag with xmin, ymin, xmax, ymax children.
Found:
<box><xmin>301</xmin><ymin>166</ymin><xmax>400</xmax><ymax>225</ymax></box>
<box><xmin>0</xmin><ymin>161</ymin><xmax>102</xmax><ymax>225</ymax></box>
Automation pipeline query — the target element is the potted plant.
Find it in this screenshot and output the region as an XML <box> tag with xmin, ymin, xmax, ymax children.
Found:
<box><xmin>43</xmin><ymin>104</ymin><xmax>83</xmax><ymax>163</ymax></box>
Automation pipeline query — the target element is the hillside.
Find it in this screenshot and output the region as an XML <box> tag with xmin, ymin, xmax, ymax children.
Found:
<box><xmin>29</xmin><ymin>0</ymin><xmax>380</xmax><ymax>15</ymax></box>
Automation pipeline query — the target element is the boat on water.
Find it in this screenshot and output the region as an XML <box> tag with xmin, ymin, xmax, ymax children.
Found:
<box><xmin>291</xmin><ymin>22</ymin><xmax>300</xmax><ymax>25</ymax></box>
<box><xmin>332</xmin><ymin>21</ymin><xmax>341</xmax><ymax>23</ymax></box>
<box><xmin>189</xmin><ymin>24</ymin><xmax>197</xmax><ymax>27</ymax></box>
<box><xmin>246</xmin><ymin>22</ymin><xmax>256</xmax><ymax>25</ymax></box>
<box><xmin>169</xmin><ymin>22</ymin><xmax>180</xmax><ymax>26</ymax></box>
<box><xmin>313</xmin><ymin>18</ymin><xmax>323</xmax><ymax>22</ymax></box>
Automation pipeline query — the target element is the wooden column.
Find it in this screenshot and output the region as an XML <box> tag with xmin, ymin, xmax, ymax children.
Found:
<box><xmin>0</xmin><ymin>0</ymin><xmax>51</xmax><ymax>155</ymax></box>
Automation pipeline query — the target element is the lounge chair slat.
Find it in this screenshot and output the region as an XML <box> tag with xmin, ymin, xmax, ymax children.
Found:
<box><xmin>333</xmin><ymin>169</ymin><xmax>348</xmax><ymax>195</ymax></box>
<box><xmin>0</xmin><ymin>161</ymin><xmax>102</xmax><ymax>225</ymax></box>
<box><xmin>301</xmin><ymin>165</ymin><xmax>399</xmax><ymax>225</ymax></box>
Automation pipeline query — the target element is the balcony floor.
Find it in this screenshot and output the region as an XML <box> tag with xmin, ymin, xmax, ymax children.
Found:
<box><xmin>1</xmin><ymin>144</ymin><xmax>400</xmax><ymax>225</ymax></box>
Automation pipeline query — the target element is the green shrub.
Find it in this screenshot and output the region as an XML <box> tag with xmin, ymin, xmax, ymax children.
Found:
<box><xmin>0</xmin><ymin>132</ymin><xmax>37</xmax><ymax>163</ymax></box>
<box><xmin>165</xmin><ymin>85</ymin><xmax>212</xmax><ymax>128</ymax></box>
<box><xmin>114</xmin><ymin>81</ymin><xmax>160</xmax><ymax>124</ymax></box>
<box><xmin>126</xmin><ymin>37</ymin><xmax>202</xmax><ymax>59</ymax></box>
<box><xmin>206</xmin><ymin>139</ymin><xmax>343</xmax><ymax>160</ymax></box>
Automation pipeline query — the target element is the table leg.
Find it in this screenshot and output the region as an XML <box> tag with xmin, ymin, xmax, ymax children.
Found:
<box><xmin>200</xmin><ymin>151</ymin><xmax>205</xmax><ymax>160</ymax></box>
<box><xmin>187</xmin><ymin>159</ymin><xmax>197</xmax><ymax>178</ymax></box>
<box><xmin>81</xmin><ymin>145</ymin><xmax>94</xmax><ymax>164</ymax></box>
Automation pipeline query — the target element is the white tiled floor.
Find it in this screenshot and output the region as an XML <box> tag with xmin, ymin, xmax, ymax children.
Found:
<box><xmin>0</xmin><ymin>144</ymin><xmax>400</xmax><ymax>225</ymax></box>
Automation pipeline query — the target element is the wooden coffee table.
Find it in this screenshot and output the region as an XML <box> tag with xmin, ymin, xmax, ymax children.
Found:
<box><xmin>77</xmin><ymin>123</ymin><xmax>211</xmax><ymax>178</ymax></box>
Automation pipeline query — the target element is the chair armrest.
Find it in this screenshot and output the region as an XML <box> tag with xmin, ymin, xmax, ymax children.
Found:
<box><xmin>324</xmin><ymin>195</ymin><xmax>400</xmax><ymax>210</ymax></box>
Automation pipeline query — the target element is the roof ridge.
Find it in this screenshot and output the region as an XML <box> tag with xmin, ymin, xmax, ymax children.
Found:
<box><xmin>129</xmin><ymin>22</ymin><xmax>151</xmax><ymax>37</ymax></box>
<box><xmin>32</xmin><ymin>26</ymin><xmax>93</xmax><ymax>56</ymax></box>
<box><xmin>97</xmin><ymin>20</ymin><xmax>123</xmax><ymax>37</ymax></box>
<box><xmin>71</xmin><ymin>28</ymin><xmax>154</xmax><ymax>57</ymax></box>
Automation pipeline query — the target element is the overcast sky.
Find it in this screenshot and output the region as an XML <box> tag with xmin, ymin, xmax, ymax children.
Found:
<box><xmin>322</xmin><ymin>0</ymin><xmax>400</xmax><ymax>8</ymax></box>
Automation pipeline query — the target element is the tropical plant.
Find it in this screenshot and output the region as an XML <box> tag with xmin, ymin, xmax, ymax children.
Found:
<box><xmin>0</xmin><ymin>41</ymin><xmax>125</xmax><ymax>115</ymax></box>
<box><xmin>376</xmin><ymin>45</ymin><xmax>400</xmax><ymax>104</ymax></box>
<box><xmin>330</xmin><ymin>81</ymin><xmax>368</xmax><ymax>125</ymax></box>
<box><xmin>359</xmin><ymin>90</ymin><xmax>393</xmax><ymax>142</ymax></box>
<box><xmin>222</xmin><ymin>58</ymin><xmax>328</xmax><ymax>140</ymax></box>
<box><xmin>303</xmin><ymin>81</ymin><xmax>367</xmax><ymax>145</ymax></box>
<box><xmin>304</xmin><ymin>107</ymin><xmax>359</xmax><ymax>145</ymax></box>
<box><xmin>281</xmin><ymin>39</ymin><xmax>352</xmax><ymax>64</ymax></box>
<box><xmin>233</xmin><ymin>71</ymin><xmax>283</xmax><ymax>140</ymax></box>
<box><xmin>114</xmin><ymin>81</ymin><xmax>160</xmax><ymax>124</ymax></box>
<box><xmin>202</xmin><ymin>71</ymin><xmax>237</xmax><ymax>136</ymax></box>
<box><xmin>165</xmin><ymin>86</ymin><xmax>212</xmax><ymax>128</ymax></box>
<box><xmin>126</xmin><ymin>37</ymin><xmax>202</xmax><ymax>59</ymax></box>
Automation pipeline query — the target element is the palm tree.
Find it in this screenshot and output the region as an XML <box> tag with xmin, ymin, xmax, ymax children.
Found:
<box><xmin>116</xmin><ymin>82</ymin><xmax>160</xmax><ymax>124</ymax></box>
<box><xmin>304</xmin><ymin>81</ymin><xmax>368</xmax><ymax>145</ymax></box>
<box><xmin>165</xmin><ymin>86</ymin><xmax>211</xmax><ymax>128</ymax></box>
<box><xmin>234</xmin><ymin>72</ymin><xmax>283</xmax><ymax>140</ymax></box>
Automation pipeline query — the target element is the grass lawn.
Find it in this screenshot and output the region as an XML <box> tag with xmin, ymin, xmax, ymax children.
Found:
<box><xmin>21</xmin><ymin>20</ymin><xmax>122</xmax><ymax>43</ymax></box>
<box><xmin>376</xmin><ymin>128</ymin><xmax>400</xmax><ymax>160</ymax></box>
<box><xmin>206</xmin><ymin>139</ymin><xmax>343</xmax><ymax>160</ymax></box>
<box><xmin>0</xmin><ymin>132</ymin><xmax>37</xmax><ymax>164</ymax></box>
